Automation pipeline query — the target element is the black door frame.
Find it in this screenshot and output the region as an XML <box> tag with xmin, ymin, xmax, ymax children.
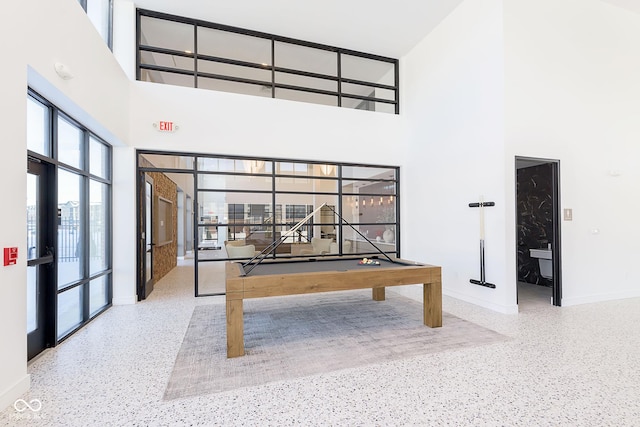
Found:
<box><xmin>550</xmin><ymin>161</ymin><xmax>562</xmax><ymax>306</ymax></box>
<box><xmin>137</xmin><ymin>172</ymin><xmax>155</xmax><ymax>300</ymax></box>
<box><xmin>515</xmin><ymin>156</ymin><xmax>562</xmax><ymax>306</ymax></box>
<box><xmin>27</xmin><ymin>157</ymin><xmax>57</xmax><ymax>360</ymax></box>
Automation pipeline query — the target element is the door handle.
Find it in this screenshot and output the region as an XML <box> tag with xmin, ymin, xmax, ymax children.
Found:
<box><xmin>27</xmin><ymin>247</ymin><xmax>54</xmax><ymax>267</ymax></box>
<box><xmin>29</xmin><ymin>254</ymin><xmax>54</xmax><ymax>265</ymax></box>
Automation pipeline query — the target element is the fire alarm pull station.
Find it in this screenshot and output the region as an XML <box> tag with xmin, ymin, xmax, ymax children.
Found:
<box><xmin>4</xmin><ymin>247</ymin><xmax>18</xmax><ymax>266</ymax></box>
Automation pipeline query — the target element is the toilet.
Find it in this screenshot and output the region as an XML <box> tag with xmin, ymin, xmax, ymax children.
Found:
<box><xmin>529</xmin><ymin>247</ymin><xmax>552</xmax><ymax>279</ymax></box>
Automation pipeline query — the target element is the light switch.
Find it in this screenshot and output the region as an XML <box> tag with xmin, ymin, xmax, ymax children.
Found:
<box><xmin>563</xmin><ymin>209</ymin><xmax>573</xmax><ymax>221</ymax></box>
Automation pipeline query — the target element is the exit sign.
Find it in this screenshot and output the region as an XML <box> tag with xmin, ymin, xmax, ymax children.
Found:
<box><xmin>154</xmin><ymin>121</ymin><xmax>179</xmax><ymax>132</ymax></box>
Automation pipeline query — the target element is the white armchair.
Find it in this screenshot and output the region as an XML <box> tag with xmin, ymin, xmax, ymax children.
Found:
<box><xmin>225</xmin><ymin>244</ymin><xmax>258</xmax><ymax>258</ymax></box>
<box><xmin>300</xmin><ymin>237</ymin><xmax>333</xmax><ymax>255</ymax></box>
<box><xmin>329</xmin><ymin>240</ymin><xmax>351</xmax><ymax>254</ymax></box>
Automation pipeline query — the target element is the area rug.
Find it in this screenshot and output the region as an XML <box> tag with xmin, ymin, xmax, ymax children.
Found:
<box><xmin>164</xmin><ymin>290</ymin><xmax>507</xmax><ymax>399</ymax></box>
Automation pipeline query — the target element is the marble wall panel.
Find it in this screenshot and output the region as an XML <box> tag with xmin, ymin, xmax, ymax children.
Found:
<box><xmin>517</xmin><ymin>164</ymin><xmax>553</xmax><ymax>287</ymax></box>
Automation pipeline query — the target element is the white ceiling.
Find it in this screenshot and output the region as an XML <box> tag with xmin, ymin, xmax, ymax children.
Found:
<box><xmin>600</xmin><ymin>0</ymin><xmax>640</xmax><ymax>15</ymax></box>
<box><xmin>133</xmin><ymin>0</ymin><xmax>640</xmax><ymax>61</ymax></box>
<box><xmin>133</xmin><ymin>0</ymin><xmax>466</xmax><ymax>59</ymax></box>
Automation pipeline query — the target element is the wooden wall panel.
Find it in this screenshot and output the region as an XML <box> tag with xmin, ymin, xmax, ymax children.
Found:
<box><xmin>144</xmin><ymin>168</ymin><xmax>178</xmax><ymax>284</ymax></box>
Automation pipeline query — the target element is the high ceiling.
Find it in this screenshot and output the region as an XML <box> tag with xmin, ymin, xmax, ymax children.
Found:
<box><xmin>133</xmin><ymin>0</ymin><xmax>640</xmax><ymax>109</ymax></box>
<box><xmin>600</xmin><ymin>0</ymin><xmax>640</xmax><ymax>15</ymax></box>
<box><xmin>132</xmin><ymin>0</ymin><xmax>640</xmax><ymax>60</ymax></box>
<box><xmin>132</xmin><ymin>0</ymin><xmax>466</xmax><ymax>59</ymax></box>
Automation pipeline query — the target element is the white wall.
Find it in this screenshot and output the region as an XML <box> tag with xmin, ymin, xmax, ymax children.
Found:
<box><xmin>505</xmin><ymin>0</ymin><xmax>640</xmax><ymax>305</ymax></box>
<box><xmin>401</xmin><ymin>0</ymin><xmax>512</xmax><ymax>312</ymax></box>
<box><xmin>129</xmin><ymin>82</ymin><xmax>404</xmax><ymax>163</ymax></box>
<box><xmin>401</xmin><ymin>0</ymin><xmax>640</xmax><ymax>311</ymax></box>
<box><xmin>112</xmin><ymin>146</ymin><xmax>138</xmax><ymax>305</ymax></box>
<box><xmin>0</xmin><ymin>2</ymin><xmax>30</xmax><ymax>412</ymax></box>
<box><xmin>0</xmin><ymin>0</ymin><xmax>129</xmax><ymax>410</ymax></box>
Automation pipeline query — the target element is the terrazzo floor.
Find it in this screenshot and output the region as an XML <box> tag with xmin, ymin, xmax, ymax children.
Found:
<box><xmin>2</xmin><ymin>263</ymin><xmax>640</xmax><ymax>426</ymax></box>
<box><xmin>517</xmin><ymin>281</ymin><xmax>553</xmax><ymax>310</ymax></box>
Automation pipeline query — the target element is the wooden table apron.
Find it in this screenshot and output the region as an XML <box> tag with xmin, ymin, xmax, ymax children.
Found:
<box><xmin>225</xmin><ymin>259</ymin><xmax>442</xmax><ymax>358</ymax></box>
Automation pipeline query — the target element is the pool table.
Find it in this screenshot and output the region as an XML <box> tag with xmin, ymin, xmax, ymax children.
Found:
<box><xmin>225</xmin><ymin>256</ymin><xmax>442</xmax><ymax>358</ymax></box>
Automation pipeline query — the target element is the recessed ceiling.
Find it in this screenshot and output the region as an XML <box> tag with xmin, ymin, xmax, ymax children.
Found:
<box><xmin>133</xmin><ymin>0</ymin><xmax>466</xmax><ymax>58</ymax></box>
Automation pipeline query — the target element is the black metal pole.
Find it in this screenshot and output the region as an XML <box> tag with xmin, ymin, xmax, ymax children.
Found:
<box><xmin>480</xmin><ymin>240</ymin><xmax>485</xmax><ymax>283</ymax></box>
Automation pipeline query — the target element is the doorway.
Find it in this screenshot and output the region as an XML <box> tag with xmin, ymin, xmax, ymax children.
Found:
<box><xmin>515</xmin><ymin>157</ymin><xmax>562</xmax><ymax>307</ymax></box>
<box><xmin>26</xmin><ymin>158</ymin><xmax>56</xmax><ymax>360</ymax></box>
<box><xmin>138</xmin><ymin>167</ymin><xmax>196</xmax><ymax>299</ymax></box>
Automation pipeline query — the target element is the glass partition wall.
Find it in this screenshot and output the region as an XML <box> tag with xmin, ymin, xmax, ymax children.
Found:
<box><xmin>137</xmin><ymin>9</ymin><xmax>399</xmax><ymax>114</ymax></box>
<box><xmin>137</xmin><ymin>151</ymin><xmax>399</xmax><ymax>296</ymax></box>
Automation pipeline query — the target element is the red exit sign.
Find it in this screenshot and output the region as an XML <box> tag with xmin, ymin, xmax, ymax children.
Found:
<box><xmin>154</xmin><ymin>121</ymin><xmax>179</xmax><ymax>132</ymax></box>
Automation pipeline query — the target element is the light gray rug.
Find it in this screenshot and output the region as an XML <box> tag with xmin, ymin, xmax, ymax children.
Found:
<box><xmin>164</xmin><ymin>290</ymin><xmax>507</xmax><ymax>399</ymax></box>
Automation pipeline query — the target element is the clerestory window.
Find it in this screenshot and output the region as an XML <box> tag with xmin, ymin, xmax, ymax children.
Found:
<box><xmin>136</xmin><ymin>9</ymin><xmax>399</xmax><ymax>114</ymax></box>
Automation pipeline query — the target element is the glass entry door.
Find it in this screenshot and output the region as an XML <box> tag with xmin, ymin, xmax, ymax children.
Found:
<box><xmin>27</xmin><ymin>158</ymin><xmax>56</xmax><ymax>360</ymax></box>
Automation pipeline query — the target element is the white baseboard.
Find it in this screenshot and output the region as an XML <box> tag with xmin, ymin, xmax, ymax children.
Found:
<box><xmin>112</xmin><ymin>295</ymin><xmax>137</xmax><ymax>305</ymax></box>
<box><xmin>444</xmin><ymin>288</ymin><xmax>519</xmax><ymax>314</ymax></box>
<box><xmin>0</xmin><ymin>374</ymin><xmax>30</xmax><ymax>412</ymax></box>
<box><xmin>389</xmin><ymin>284</ymin><xmax>518</xmax><ymax>314</ymax></box>
<box><xmin>562</xmin><ymin>290</ymin><xmax>640</xmax><ymax>307</ymax></box>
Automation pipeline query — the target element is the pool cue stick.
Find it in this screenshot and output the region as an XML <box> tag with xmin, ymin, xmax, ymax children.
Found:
<box><xmin>469</xmin><ymin>198</ymin><xmax>496</xmax><ymax>289</ymax></box>
<box><xmin>323</xmin><ymin>204</ymin><xmax>394</xmax><ymax>263</ymax></box>
<box><xmin>242</xmin><ymin>203</ymin><xmax>327</xmax><ymax>275</ymax></box>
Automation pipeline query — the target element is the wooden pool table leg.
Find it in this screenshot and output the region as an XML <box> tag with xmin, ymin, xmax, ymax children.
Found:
<box><xmin>226</xmin><ymin>298</ymin><xmax>245</xmax><ymax>358</ymax></box>
<box><xmin>372</xmin><ymin>287</ymin><xmax>385</xmax><ymax>301</ymax></box>
<box><xmin>423</xmin><ymin>275</ymin><xmax>442</xmax><ymax>328</ymax></box>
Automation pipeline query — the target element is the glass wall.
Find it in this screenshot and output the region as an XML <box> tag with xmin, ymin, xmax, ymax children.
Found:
<box><xmin>138</xmin><ymin>151</ymin><xmax>399</xmax><ymax>296</ymax></box>
<box><xmin>137</xmin><ymin>9</ymin><xmax>399</xmax><ymax>114</ymax></box>
<box><xmin>28</xmin><ymin>90</ymin><xmax>112</xmax><ymax>341</ymax></box>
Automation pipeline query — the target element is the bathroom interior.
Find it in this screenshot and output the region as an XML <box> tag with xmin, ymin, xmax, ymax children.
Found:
<box><xmin>516</xmin><ymin>158</ymin><xmax>557</xmax><ymax>307</ymax></box>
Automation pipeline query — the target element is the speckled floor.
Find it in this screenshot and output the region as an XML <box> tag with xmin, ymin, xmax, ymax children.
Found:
<box><xmin>2</xmin><ymin>264</ymin><xmax>640</xmax><ymax>426</ymax></box>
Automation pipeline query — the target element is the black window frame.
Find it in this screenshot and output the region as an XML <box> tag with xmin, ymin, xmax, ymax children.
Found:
<box><xmin>137</xmin><ymin>149</ymin><xmax>400</xmax><ymax>297</ymax></box>
<box><xmin>27</xmin><ymin>89</ymin><xmax>114</xmax><ymax>343</ymax></box>
<box><xmin>136</xmin><ymin>9</ymin><xmax>399</xmax><ymax>114</ymax></box>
